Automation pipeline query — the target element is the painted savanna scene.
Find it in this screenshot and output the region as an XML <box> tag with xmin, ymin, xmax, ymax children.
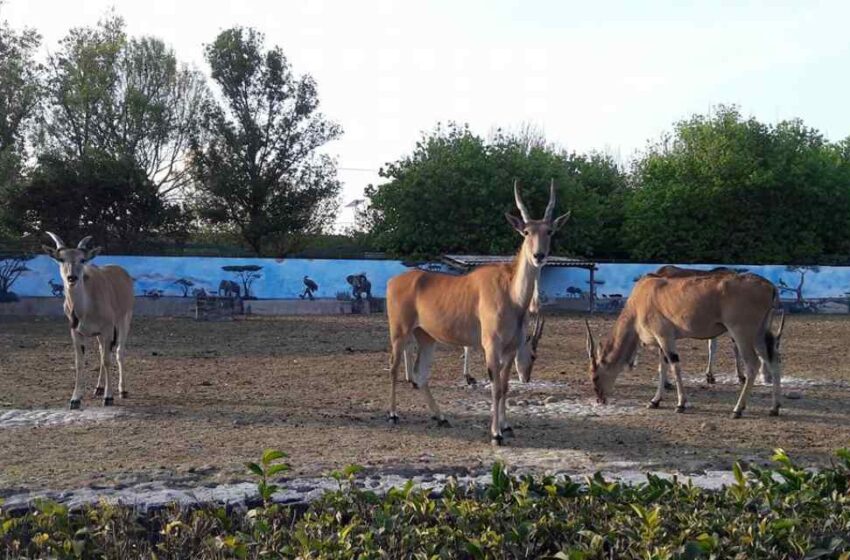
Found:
<box><xmin>2</xmin><ymin>1</ymin><xmax>850</xmax><ymax>558</ymax></box>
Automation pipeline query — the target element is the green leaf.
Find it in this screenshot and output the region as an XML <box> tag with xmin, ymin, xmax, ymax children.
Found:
<box><xmin>245</xmin><ymin>462</ymin><xmax>263</xmax><ymax>477</ymax></box>
<box><xmin>266</xmin><ymin>463</ymin><xmax>290</xmax><ymax>477</ymax></box>
<box><xmin>261</xmin><ymin>449</ymin><xmax>287</xmax><ymax>466</ymax></box>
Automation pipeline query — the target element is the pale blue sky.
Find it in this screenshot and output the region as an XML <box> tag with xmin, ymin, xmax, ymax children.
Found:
<box><xmin>5</xmin><ymin>0</ymin><xmax>850</xmax><ymax>227</ymax></box>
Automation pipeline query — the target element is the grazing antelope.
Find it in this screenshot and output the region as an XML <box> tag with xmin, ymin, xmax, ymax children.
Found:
<box><xmin>386</xmin><ymin>181</ymin><xmax>570</xmax><ymax>444</ymax></box>
<box><xmin>586</xmin><ymin>271</ymin><xmax>784</xmax><ymax>418</ymax></box>
<box><xmin>650</xmin><ymin>266</ymin><xmax>745</xmax><ymax>386</ymax></box>
<box><xmin>42</xmin><ymin>233</ymin><xmax>134</xmax><ymax>409</ymax></box>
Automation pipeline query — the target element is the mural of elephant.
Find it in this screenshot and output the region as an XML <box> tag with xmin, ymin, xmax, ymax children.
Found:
<box><xmin>218</xmin><ymin>279</ymin><xmax>241</xmax><ymax>298</ymax></box>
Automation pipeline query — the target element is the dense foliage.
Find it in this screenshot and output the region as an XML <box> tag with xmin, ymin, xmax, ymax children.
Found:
<box><xmin>189</xmin><ymin>27</ymin><xmax>342</xmax><ymax>255</ymax></box>
<box><xmin>365</xmin><ymin>124</ymin><xmax>627</xmax><ymax>259</ymax></box>
<box><xmin>624</xmin><ymin>106</ymin><xmax>850</xmax><ymax>263</ymax></box>
<box><xmin>2</xmin><ymin>449</ymin><xmax>849</xmax><ymax>559</ymax></box>
<box><xmin>365</xmin><ymin>109</ymin><xmax>850</xmax><ymax>263</ymax></box>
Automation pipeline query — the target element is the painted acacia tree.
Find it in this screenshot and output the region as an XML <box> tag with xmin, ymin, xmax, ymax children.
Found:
<box><xmin>190</xmin><ymin>27</ymin><xmax>342</xmax><ymax>255</ymax></box>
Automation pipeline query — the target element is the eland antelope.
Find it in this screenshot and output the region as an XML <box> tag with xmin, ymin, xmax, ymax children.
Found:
<box><xmin>385</xmin><ymin>181</ymin><xmax>570</xmax><ymax>444</ymax></box>
<box><xmin>43</xmin><ymin>233</ymin><xmax>134</xmax><ymax>409</ymax></box>
<box><xmin>586</xmin><ymin>270</ymin><xmax>783</xmax><ymax>418</ymax></box>
<box><xmin>650</xmin><ymin>266</ymin><xmax>745</xmax><ymax>386</ymax></box>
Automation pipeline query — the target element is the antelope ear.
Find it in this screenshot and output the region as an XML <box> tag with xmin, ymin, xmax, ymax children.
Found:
<box><xmin>42</xmin><ymin>245</ymin><xmax>61</xmax><ymax>261</ymax></box>
<box><xmin>552</xmin><ymin>211</ymin><xmax>571</xmax><ymax>231</ymax></box>
<box><xmin>84</xmin><ymin>246</ymin><xmax>102</xmax><ymax>262</ymax></box>
<box><xmin>505</xmin><ymin>212</ymin><xmax>525</xmax><ymax>235</ymax></box>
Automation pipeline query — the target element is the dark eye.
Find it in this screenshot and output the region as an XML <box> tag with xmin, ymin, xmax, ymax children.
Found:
<box><xmin>522</xmin><ymin>230</ymin><xmax>529</xmax><ymax>236</ymax></box>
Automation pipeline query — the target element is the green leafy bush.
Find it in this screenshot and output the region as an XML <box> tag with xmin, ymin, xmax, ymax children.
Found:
<box><xmin>2</xmin><ymin>449</ymin><xmax>849</xmax><ymax>559</ymax></box>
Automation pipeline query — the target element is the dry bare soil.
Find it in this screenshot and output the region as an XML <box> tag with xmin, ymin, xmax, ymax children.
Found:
<box><xmin>1</xmin><ymin>313</ymin><xmax>849</xmax><ymax>492</ymax></box>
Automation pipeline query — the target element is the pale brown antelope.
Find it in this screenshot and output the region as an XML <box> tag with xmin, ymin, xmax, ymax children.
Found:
<box><xmin>386</xmin><ymin>181</ymin><xmax>570</xmax><ymax>444</ymax></box>
<box><xmin>650</xmin><ymin>266</ymin><xmax>745</xmax><ymax>386</ymax></box>
<box><xmin>585</xmin><ymin>271</ymin><xmax>783</xmax><ymax>418</ymax></box>
<box><xmin>42</xmin><ymin>233</ymin><xmax>134</xmax><ymax>409</ymax></box>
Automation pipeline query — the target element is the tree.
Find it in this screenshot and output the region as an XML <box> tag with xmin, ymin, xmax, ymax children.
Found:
<box><xmin>190</xmin><ymin>27</ymin><xmax>342</xmax><ymax>255</ymax></box>
<box><xmin>777</xmin><ymin>265</ymin><xmax>820</xmax><ymax>303</ymax></box>
<box><xmin>8</xmin><ymin>153</ymin><xmax>190</xmax><ymax>251</ymax></box>
<box><xmin>624</xmin><ymin>105</ymin><xmax>850</xmax><ymax>263</ymax></box>
<box><xmin>0</xmin><ymin>14</ymin><xmax>43</xmax><ymax>240</ymax></box>
<box><xmin>364</xmin><ymin>123</ymin><xmax>625</xmax><ymax>259</ymax></box>
<box><xmin>0</xmin><ymin>253</ymin><xmax>32</xmax><ymax>302</ymax></box>
<box><xmin>41</xmin><ymin>14</ymin><xmax>208</xmax><ymax>198</ymax></box>
<box><xmin>222</xmin><ymin>264</ymin><xmax>262</xmax><ymax>299</ymax></box>
<box><xmin>173</xmin><ymin>278</ymin><xmax>194</xmax><ymax>297</ymax></box>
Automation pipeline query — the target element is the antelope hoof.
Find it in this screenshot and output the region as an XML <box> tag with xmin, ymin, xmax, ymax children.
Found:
<box><xmin>706</xmin><ymin>375</ymin><xmax>716</xmax><ymax>385</ymax></box>
<box><xmin>732</xmin><ymin>409</ymin><xmax>743</xmax><ymax>419</ymax></box>
<box><xmin>119</xmin><ymin>390</ymin><xmax>129</xmax><ymax>399</ymax></box>
<box><xmin>465</xmin><ymin>376</ymin><xmax>477</xmax><ymax>386</ymax></box>
<box><xmin>737</xmin><ymin>376</ymin><xmax>746</xmax><ymax>385</ymax></box>
<box><xmin>769</xmin><ymin>406</ymin><xmax>780</xmax><ymax>417</ymax></box>
<box><xmin>675</xmin><ymin>405</ymin><xmax>686</xmax><ymax>414</ymax></box>
<box><xmin>103</xmin><ymin>397</ymin><xmax>114</xmax><ymax>407</ymax></box>
<box><xmin>502</xmin><ymin>426</ymin><xmax>514</xmax><ymax>437</ymax></box>
<box><xmin>409</xmin><ymin>381</ymin><xmax>419</xmax><ymax>389</ymax></box>
<box><xmin>69</xmin><ymin>399</ymin><xmax>81</xmax><ymax>410</ymax></box>
<box><xmin>491</xmin><ymin>435</ymin><xmax>504</xmax><ymax>447</ymax></box>
<box><xmin>387</xmin><ymin>413</ymin><xmax>399</xmax><ymax>425</ymax></box>
<box><xmin>433</xmin><ymin>417</ymin><xmax>451</xmax><ymax>428</ymax></box>
<box><xmin>93</xmin><ymin>387</ymin><xmax>104</xmax><ymax>397</ymax></box>
<box><xmin>647</xmin><ymin>400</ymin><xmax>660</xmax><ymax>409</ymax></box>
<box><xmin>663</xmin><ymin>381</ymin><xmax>674</xmax><ymax>391</ymax></box>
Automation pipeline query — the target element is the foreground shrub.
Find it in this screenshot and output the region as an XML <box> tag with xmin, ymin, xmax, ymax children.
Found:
<box><xmin>2</xmin><ymin>449</ymin><xmax>849</xmax><ymax>559</ymax></box>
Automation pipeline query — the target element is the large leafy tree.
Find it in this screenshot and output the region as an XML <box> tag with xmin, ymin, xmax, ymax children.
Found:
<box><xmin>41</xmin><ymin>14</ymin><xmax>208</xmax><ymax>198</ymax></box>
<box><xmin>10</xmin><ymin>153</ymin><xmax>190</xmax><ymax>251</ymax></box>
<box><xmin>190</xmin><ymin>27</ymin><xmax>342</xmax><ymax>255</ymax></box>
<box><xmin>624</xmin><ymin>106</ymin><xmax>850</xmax><ymax>263</ymax></box>
<box><xmin>0</xmin><ymin>14</ymin><xmax>43</xmax><ymax>240</ymax></box>
<box><xmin>364</xmin><ymin>123</ymin><xmax>625</xmax><ymax>259</ymax></box>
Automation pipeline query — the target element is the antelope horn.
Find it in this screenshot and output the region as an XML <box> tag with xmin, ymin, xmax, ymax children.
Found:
<box><xmin>585</xmin><ymin>319</ymin><xmax>597</xmax><ymax>362</ymax></box>
<box><xmin>544</xmin><ymin>179</ymin><xmax>557</xmax><ymax>222</ymax></box>
<box><xmin>513</xmin><ymin>180</ymin><xmax>531</xmax><ymax>222</ymax></box>
<box><xmin>45</xmin><ymin>231</ymin><xmax>66</xmax><ymax>249</ymax></box>
<box><xmin>77</xmin><ymin>236</ymin><xmax>93</xmax><ymax>249</ymax></box>
<box><xmin>532</xmin><ymin>314</ymin><xmax>545</xmax><ymax>350</ymax></box>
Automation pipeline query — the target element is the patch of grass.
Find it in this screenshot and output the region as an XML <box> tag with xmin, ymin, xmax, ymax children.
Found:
<box><xmin>2</xmin><ymin>449</ymin><xmax>849</xmax><ymax>559</ymax></box>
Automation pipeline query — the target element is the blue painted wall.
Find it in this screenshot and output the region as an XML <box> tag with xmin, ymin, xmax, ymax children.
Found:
<box><xmin>10</xmin><ymin>255</ymin><xmax>410</xmax><ymax>299</ymax></box>
<box><xmin>4</xmin><ymin>255</ymin><xmax>849</xmax><ymax>305</ymax></box>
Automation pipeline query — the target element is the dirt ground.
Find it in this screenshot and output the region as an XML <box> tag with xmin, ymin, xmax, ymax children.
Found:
<box><xmin>1</xmin><ymin>313</ymin><xmax>849</xmax><ymax>493</ymax></box>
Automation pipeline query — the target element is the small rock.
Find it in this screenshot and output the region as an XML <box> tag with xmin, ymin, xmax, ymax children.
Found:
<box><xmin>199</xmin><ymin>381</ymin><xmax>212</xmax><ymax>387</ymax></box>
<box><xmin>700</xmin><ymin>422</ymin><xmax>717</xmax><ymax>431</ymax></box>
<box><xmin>543</xmin><ymin>396</ymin><xmax>559</xmax><ymax>405</ymax></box>
<box><xmin>785</xmin><ymin>391</ymin><xmax>803</xmax><ymax>400</ymax></box>
<box><xmin>506</xmin><ymin>398</ymin><xmax>517</xmax><ymax>406</ymax></box>
<box><xmin>515</xmin><ymin>399</ymin><xmax>528</xmax><ymax>407</ymax></box>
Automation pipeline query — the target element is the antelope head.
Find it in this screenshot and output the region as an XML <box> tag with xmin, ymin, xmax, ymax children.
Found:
<box><xmin>515</xmin><ymin>312</ymin><xmax>545</xmax><ymax>383</ymax></box>
<box><xmin>505</xmin><ymin>180</ymin><xmax>571</xmax><ymax>269</ymax></box>
<box><xmin>42</xmin><ymin>232</ymin><xmax>102</xmax><ymax>288</ymax></box>
<box><xmin>585</xmin><ymin>320</ymin><xmax>619</xmax><ymax>404</ymax></box>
